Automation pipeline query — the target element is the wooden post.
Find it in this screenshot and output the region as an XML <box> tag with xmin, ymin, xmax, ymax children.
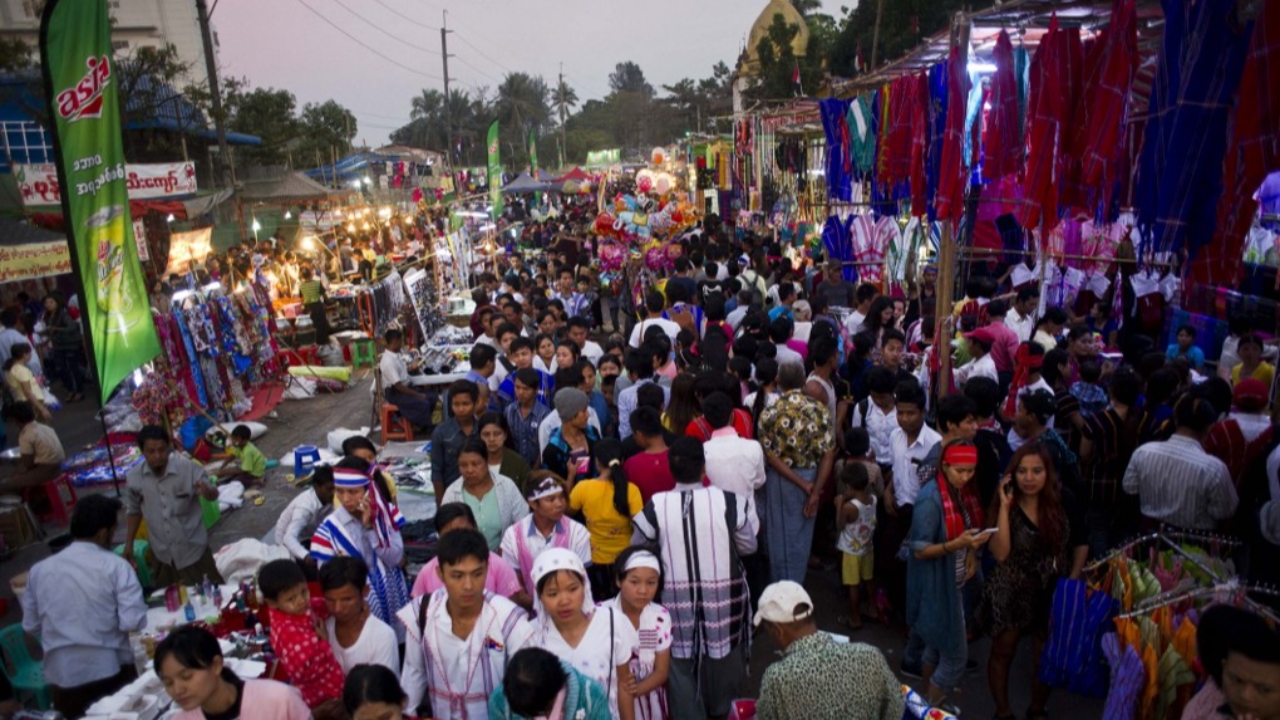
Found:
<box><xmin>933</xmin><ymin>13</ymin><xmax>969</xmax><ymax>400</ymax></box>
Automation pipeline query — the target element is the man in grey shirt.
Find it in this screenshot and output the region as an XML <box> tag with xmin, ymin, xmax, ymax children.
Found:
<box><xmin>815</xmin><ymin>259</ymin><xmax>857</xmax><ymax>310</ymax></box>
<box><xmin>123</xmin><ymin>425</ymin><xmax>224</xmax><ymax>586</ymax></box>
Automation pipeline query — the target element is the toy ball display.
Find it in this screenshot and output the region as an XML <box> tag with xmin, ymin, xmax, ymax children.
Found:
<box><xmin>637</xmin><ymin>174</ymin><xmax>653</xmax><ymax>194</ymax></box>
<box><xmin>655</xmin><ymin>175</ymin><xmax>672</xmax><ymax>195</ymax></box>
<box><xmin>593</xmin><ymin>213</ymin><xmax>617</xmax><ymax>237</ymax></box>
<box><xmin>652</xmin><ymin>147</ymin><xmax>667</xmax><ymax>165</ymax></box>
<box><xmin>645</xmin><ymin>245</ymin><xmax>669</xmax><ymax>271</ymax></box>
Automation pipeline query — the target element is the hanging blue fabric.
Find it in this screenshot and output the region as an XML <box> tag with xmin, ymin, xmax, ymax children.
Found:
<box><xmin>926</xmin><ymin>61</ymin><xmax>949</xmax><ymax>222</ymax></box>
<box><xmin>172</xmin><ymin>308</ymin><xmax>209</xmax><ymax>408</ymax></box>
<box><xmin>1135</xmin><ymin>0</ymin><xmax>1254</xmax><ymax>261</ymax></box>
<box><xmin>823</xmin><ymin>215</ymin><xmax>856</xmax><ymax>282</ymax></box>
<box><xmin>820</xmin><ymin>98</ymin><xmax>853</xmax><ymax>202</ymax></box>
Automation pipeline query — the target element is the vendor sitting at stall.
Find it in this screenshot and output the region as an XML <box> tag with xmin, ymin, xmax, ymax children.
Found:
<box><xmin>378</xmin><ymin>328</ymin><xmax>434</xmax><ymax>432</ymax></box>
<box><xmin>0</xmin><ymin>401</ymin><xmax>67</xmax><ymax>495</ymax></box>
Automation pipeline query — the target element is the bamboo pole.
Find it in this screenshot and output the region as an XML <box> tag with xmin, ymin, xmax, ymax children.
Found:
<box><xmin>933</xmin><ymin>13</ymin><xmax>970</xmax><ymax>400</ymax></box>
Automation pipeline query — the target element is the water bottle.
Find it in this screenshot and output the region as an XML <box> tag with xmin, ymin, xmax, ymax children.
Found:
<box><xmin>184</xmin><ymin>602</ymin><xmax>195</xmax><ymax>622</ymax></box>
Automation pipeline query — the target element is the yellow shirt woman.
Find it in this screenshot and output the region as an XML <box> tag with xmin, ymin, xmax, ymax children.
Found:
<box><xmin>5</xmin><ymin>364</ymin><xmax>38</xmax><ymax>404</ymax></box>
<box><xmin>568</xmin><ymin>477</ymin><xmax>643</xmax><ymax>565</ymax></box>
<box><xmin>1233</xmin><ymin>361</ymin><xmax>1275</xmax><ymax>390</ymax></box>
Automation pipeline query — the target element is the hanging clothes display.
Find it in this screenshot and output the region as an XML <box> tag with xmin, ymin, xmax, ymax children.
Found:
<box><xmin>821</xmin><ymin>98</ymin><xmax>853</xmax><ymax>202</ymax></box>
<box><xmin>935</xmin><ymin>47</ymin><xmax>970</xmax><ymax>222</ymax></box>
<box><xmin>847</xmin><ymin>94</ymin><xmax>877</xmax><ymax>177</ymax></box>
<box><xmin>1019</xmin><ymin>16</ymin><xmax>1068</xmax><ymax>235</ymax></box>
<box><xmin>984</xmin><ymin>30</ymin><xmax>1023</xmax><ymax>180</ymax></box>
<box><xmin>1136</xmin><ymin>0</ymin><xmax>1255</xmax><ymax>261</ymax></box>
<box><xmin>1081</xmin><ymin>0</ymin><xmax>1139</xmax><ymax>216</ymax></box>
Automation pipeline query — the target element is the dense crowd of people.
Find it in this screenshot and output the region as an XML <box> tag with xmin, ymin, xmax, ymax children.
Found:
<box><xmin>13</xmin><ymin>205</ymin><xmax>1280</xmax><ymax>720</ymax></box>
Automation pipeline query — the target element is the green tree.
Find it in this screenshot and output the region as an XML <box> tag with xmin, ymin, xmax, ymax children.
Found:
<box><xmin>295</xmin><ymin>100</ymin><xmax>357</xmax><ymax>165</ymax></box>
<box><xmin>227</xmin><ymin>87</ymin><xmax>301</xmax><ymax>166</ymax></box>
<box><xmin>495</xmin><ymin>72</ymin><xmax>550</xmax><ymax>165</ymax></box>
<box><xmin>608</xmin><ymin>61</ymin><xmax>654</xmax><ymax>98</ymax></box>
<box><xmin>827</xmin><ymin>0</ymin><xmax>996</xmax><ymax>76</ymax></box>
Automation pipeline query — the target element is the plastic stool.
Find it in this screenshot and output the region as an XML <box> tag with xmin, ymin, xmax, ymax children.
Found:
<box><xmin>381</xmin><ymin>404</ymin><xmax>413</xmax><ymax>443</ymax></box>
<box><xmin>351</xmin><ymin>339</ymin><xmax>376</xmax><ymax>371</ymax></box>
<box><xmin>294</xmin><ymin>445</ymin><xmax>322</xmax><ymax>476</ymax></box>
<box><xmin>297</xmin><ymin>345</ymin><xmax>320</xmax><ymax>366</ymax></box>
<box><xmin>25</xmin><ymin>475</ymin><xmax>77</xmax><ymax>526</ymax></box>
<box><xmin>114</xmin><ymin>540</ymin><xmax>153</xmax><ymax>589</ymax></box>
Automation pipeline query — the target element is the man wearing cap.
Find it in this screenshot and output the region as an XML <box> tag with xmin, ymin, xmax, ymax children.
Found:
<box><xmin>754</xmin><ymin>581</ymin><xmax>904</xmax><ymax>720</ymax></box>
<box><xmin>1204</xmin><ymin>378</ymin><xmax>1275</xmax><ymax>488</ymax></box>
<box><xmin>632</xmin><ymin>436</ymin><xmax>758</xmax><ymax>720</ymax></box>
<box><xmin>542</xmin><ymin>387</ymin><xmax>601</xmax><ymax>482</ymax></box>
<box><xmin>500</xmin><ymin>475</ymin><xmax>592</xmax><ymax>609</ymax></box>
<box><xmin>954</xmin><ymin>326</ymin><xmax>999</xmax><ymax>387</ymax></box>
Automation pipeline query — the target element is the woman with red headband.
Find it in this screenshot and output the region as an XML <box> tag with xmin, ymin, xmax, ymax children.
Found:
<box><xmin>903</xmin><ymin>440</ymin><xmax>991</xmax><ymax>711</ymax></box>
<box><xmin>976</xmin><ymin>441</ymin><xmax>1088</xmax><ymax>720</ymax></box>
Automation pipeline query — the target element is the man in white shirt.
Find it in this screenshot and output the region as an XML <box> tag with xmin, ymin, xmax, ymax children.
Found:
<box><xmin>1007</xmin><ymin>287</ymin><xmax>1039</xmax><ymax>343</ymax></box>
<box><xmin>702</xmin><ymin>393</ymin><xmax>767</xmax><ymax>500</ymax></box>
<box><xmin>379</xmin><ymin>328</ymin><xmax>434</xmax><ymax>428</ymax></box>
<box><xmin>726</xmin><ymin>288</ymin><xmax>755</xmax><ymax>330</ymax></box>
<box><xmin>887</xmin><ymin>383</ymin><xmax>941</xmax><ymax>513</ymax></box>
<box><xmin>954</xmin><ymin>327</ymin><xmax>999</xmax><ymax>388</ymax></box>
<box><xmin>629</xmin><ymin>290</ymin><xmax>680</xmax><ymax>348</ymax></box>
<box><xmin>500</xmin><ymin>476</ymin><xmax>593</xmax><ymax>600</ymax></box>
<box><xmin>771</xmin><ymin>317</ymin><xmax>804</xmax><ymax>367</ymax></box>
<box><xmin>22</xmin><ymin>495</ymin><xmax>148</xmax><ymax>718</ymax></box>
<box><xmin>854</xmin><ymin>368</ymin><xmax>899</xmax><ymax>469</ymax></box>
<box><xmin>320</xmin><ymin>557</ymin><xmax>400</xmax><ymax>676</ymax></box>
<box><xmin>566</xmin><ymin>317</ymin><xmax>604</xmax><ymax>365</ymax></box>
<box><xmin>1123</xmin><ymin>395</ymin><xmax>1238</xmax><ymax>531</ymax></box>
<box><xmin>398</xmin><ymin>528</ymin><xmax>533</xmax><ymax>718</ymax></box>
<box><xmin>274</xmin><ymin>466</ymin><xmax>335</xmax><ymax>567</ymax></box>
<box><xmin>844</xmin><ymin>283</ymin><xmax>879</xmax><ymax>336</ymax></box>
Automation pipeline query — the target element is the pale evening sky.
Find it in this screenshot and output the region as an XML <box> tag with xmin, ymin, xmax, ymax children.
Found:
<box><xmin>215</xmin><ymin>0</ymin><xmax>851</xmax><ymax>148</ymax></box>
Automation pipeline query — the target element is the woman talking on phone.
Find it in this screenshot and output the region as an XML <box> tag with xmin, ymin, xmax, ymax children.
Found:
<box><xmin>975</xmin><ymin>441</ymin><xmax>1088</xmax><ymax>720</ymax></box>
<box><xmin>311</xmin><ymin>458</ymin><xmax>411</xmax><ymax>642</ymax></box>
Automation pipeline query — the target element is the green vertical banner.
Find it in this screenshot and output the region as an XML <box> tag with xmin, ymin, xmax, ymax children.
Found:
<box><xmin>557</xmin><ymin>138</ymin><xmax>565</xmax><ymax>173</ymax></box>
<box><xmin>40</xmin><ymin>0</ymin><xmax>160</xmax><ymax>404</ymax></box>
<box><xmin>486</xmin><ymin>120</ymin><xmax>503</xmax><ymax>221</ymax></box>
<box><xmin>528</xmin><ymin>128</ymin><xmax>542</xmax><ymax>206</ymax></box>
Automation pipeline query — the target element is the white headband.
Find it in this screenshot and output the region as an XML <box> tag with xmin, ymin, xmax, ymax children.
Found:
<box><xmin>623</xmin><ymin>551</ymin><xmax>662</xmax><ymax>574</ymax></box>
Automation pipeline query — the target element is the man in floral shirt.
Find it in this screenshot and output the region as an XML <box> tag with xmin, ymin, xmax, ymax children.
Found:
<box><xmin>758</xmin><ymin>362</ymin><xmax>835</xmax><ymax>584</ymax></box>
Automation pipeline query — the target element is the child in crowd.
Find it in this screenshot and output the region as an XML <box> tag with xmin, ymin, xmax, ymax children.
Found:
<box><xmin>604</xmin><ymin>546</ymin><xmax>672</xmax><ymax>720</ymax></box>
<box><xmin>1166</xmin><ymin>324</ymin><xmax>1206</xmax><ymax>370</ymax></box>
<box><xmin>839</xmin><ymin>427</ymin><xmax>885</xmax><ymax>498</ymax></box>
<box><xmin>1070</xmin><ymin>360</ymin><xmax>1108</xmax><ymax>417</ymax></box>
<box><xmin>878</xmin><ymin>329</ymin><xmax>913</xmax><ymax>384</ymax></box>
<box><xmin>258</xmin><ymin>559</ymin><xmax>346</xmax><ymax>716</ymax></box>
<box><xmin>836</xmin><ymin>463</ymin><xmax>879</xmax><ymax>630</ymax></box>
<box><xmin>213</xmin><ymin>424</ymin><xmax>266</xmax><ymax>487</ymax></box>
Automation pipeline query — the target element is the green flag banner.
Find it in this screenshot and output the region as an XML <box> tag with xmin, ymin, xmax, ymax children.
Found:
<box><xmin>40</xmin><ymin>0</ymin><xmax>160</xmax><ymax>404</ymax></box>
<box><xmin>529</xmin><ymin>128</ymin><xmax>541</xmax><ymax>205</ymax></box>
<box><xmin>487</xmin><ymin>120</ymin><xmax>503</xmax><ymax>221</ymax></box>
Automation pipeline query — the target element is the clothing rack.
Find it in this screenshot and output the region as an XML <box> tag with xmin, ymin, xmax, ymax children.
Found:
<box><xmin>959</xmin><ymin>246</ymin><xmax>1181</xmax><ymax>269</ymax></box>
<box><xmin>1083</xmin><ymin>530</ymin><xmax>1242</xmax><ymax>575</ymax></box>
<box><xmin>1117</xmin><ymin>580</ymin><xmax>1280</xmax><ymax>626</ymax></box>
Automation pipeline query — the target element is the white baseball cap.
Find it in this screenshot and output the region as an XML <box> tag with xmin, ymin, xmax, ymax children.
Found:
<box><xmin>753</xmin><ymin>581</ymin><xmax>814</xmax><ymax>627</ymax></box>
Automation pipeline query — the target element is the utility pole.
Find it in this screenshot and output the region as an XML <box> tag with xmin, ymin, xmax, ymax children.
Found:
<box><xmin>441</xmin><ymin>10</ymin><xmax>453</xmax><ymax>165</ymax></box>
<box><xmin>195</xmin><ymin>0</ymin><xmax>235</xmax><ymax>187</ymax></box>
<box><xmin>558</xmin><ymin>62</ymin><xmax>567</xmax><ymax>171</ymax></box>
<box><xmin>870</xmin><ymin>0</ymin><xmax>886</xmax><ymax>69</ymax></box>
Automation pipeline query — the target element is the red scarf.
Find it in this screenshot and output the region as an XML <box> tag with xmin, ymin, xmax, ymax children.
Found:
<box><xmin>938</xmin><ymin>444</ymin><xmax>985</xmax><ymax>541</ymax></box>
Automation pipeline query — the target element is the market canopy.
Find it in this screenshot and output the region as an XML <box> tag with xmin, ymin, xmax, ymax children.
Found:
<box><xmin>500</xmin><ymin>173</ymin><xmax>550</xmax><ymax>195</ymax></box>
<box><xmin>557</xmin><ymin>167</ymin><xmax>591</xmax><ymax>182</ymax></box>
<box><xmin>238</xmin><ymin>172</ymin><xmax>355</xmax><ymax>205</ymax></box>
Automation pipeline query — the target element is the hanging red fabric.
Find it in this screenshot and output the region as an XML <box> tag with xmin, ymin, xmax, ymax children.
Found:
<box><xmin>1196</xmin><ymin>2</ymin><xmax>1280</xmax><ymax>286</ymax></box>
<box><xmin>936</xmin><ymin>47</ymin><xmax>971</xmax><ymax>222</ymax></box>
<box><xmin>888</xmin><ymin>74</ymin><xmax>916</xmax><ymax>182</ymax></box>
<box><xmin>984</xmin><ymin>30</ymin><xmax>1022</xmax><ymax>180</ymax></box>
<box><xmin>910</xmin><ymin>72</ymin><xmax>930</xmax><ymax>217</ymax></box>
<box><xmin>1059</xmin><ymin>27</ymin><xmax>1096</xmax><ymax>213</ymax></box>
<box><xmin>1080</xmin><ymin>0</ymin><xmax>1139</xmax><ymax>207</ymax></box>
<box><xmin>1018</xmin><ymin>15</ymin><xmax>1066</xmax><ymax>234</ymax></box>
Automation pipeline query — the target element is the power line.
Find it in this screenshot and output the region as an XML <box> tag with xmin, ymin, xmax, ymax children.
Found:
<box><xmin>452</xmin><ymin>54</ymin><xmax>502</xmax><ymax>84</ymax></box>
<box><xmin>369</xmin><ymin>0</ymin><xmax>439</xmax><ymax>31</ymax></box>
<box><xmin>450</xmin><ymin>31</ymin><xmax>515</xmax><ymax>75</ymax></box>
<box><xmin>292</xmin><ymin>0</ymin><xmax>443</xmax><ymax>80</ymax></box>
<box><xmin>327</xmin><ymin>0</ymin><xmax>440</xmax><ymax>54</ymax></box>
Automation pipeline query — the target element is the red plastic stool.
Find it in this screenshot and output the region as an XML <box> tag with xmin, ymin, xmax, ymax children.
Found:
<box><xmin>381</xmin><ymin>403</ymin><xmax>413</xmax><ymax>443</ymax></box>
<box><xmin>279</xmin><ymin>349</ymin><xmax>304</xmax><ymax>368</ymax></box>
<box><xmin>26</xmin><ymin>474</ymin><xmax>77</xmax><ymax>526</ymax></box>
<box><xmin>297</xmin><ymin>345</ymin><xmax>320</xmax><ymax>366</ymax></box>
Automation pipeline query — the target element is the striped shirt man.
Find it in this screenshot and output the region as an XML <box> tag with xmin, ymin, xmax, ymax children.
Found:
<box><xmin>1122</xmin><ymin>434</ymin><xmax>1238</xmax><ymax>531</ymax></box>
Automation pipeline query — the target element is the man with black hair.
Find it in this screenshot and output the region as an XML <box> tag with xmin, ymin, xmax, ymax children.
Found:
<box><xmin>380</xmin><ymin>327</ymin><xmax>434</xmax><ymax>430</ymax></box>
<box><xmin>1124</xmin><ymin>394</ymin><xmax>1238</xmax><ymax>531</ymax></box>
<box><xmin>703</xmin><ymin>392</ymin><xmax>767</xmax><ymax>501</ymax></box>
<box><xmin>616</xmin><ymin>346</ymin><xmax>670</xmax><ymax>438</ymax></box>
<box><xmin>275</xmin><ymin>465</ymin><xmax>335</xmax><ymax>569</ymax></box>
<box><xmin>1010</xmin><ymin>389</ymin><xmax>1080</xmax><ymax>490</ymax></box>
<box><xmin>399</xmin><ymin>528</ymin><xmax>534</xmax><ymax>718</ymax></box>
<box><xmin>1079</xmin><ymin>368</ymin><xmax>1142</xmax><ymax>555</ymax></box>
<box><xmin>504</xmin><ymin>367</ymin><xmax>551</xmax><ymax>468</ymax></box>
<box><xmin>22</xmin><ymin>495</ymin><xmax>148</xmax><ymax>718</ymax></box>
<box><xmin>1</xmin><ymin>400</ymin><xmax>65</xmax><ymax>491</ymax></box>
<box><xmin>770</xmin><ymin>317</ymin><xmax>804</xmax><ymax>367</ymax></box>
<box><xmin>845</xmin><ymin>283</ymin><xmax>880</xmax><ymax>335</ymax></box>
<box><xmin>725</xmin><ymin>288</ymin><xmax>755</xmax><ymax>330</ymax></box>
<box><xmin>663</xmin><ymin>280</ymin><xmax>707</xmax><ymax>338</ymax></box>
<box><xmin>429</xmin><ymin>379</ymin><xmax>481</xmax><ymax>497</ymax></box>
<box><xmin>123</xmin><ymin>425</ymin><xmax>223</xmax><ymax>587</ymax></box>
<box><xmin>984</xmin><ymin>299</ymin><xmax>1022</xmax><ymax>384</ymax></box>
<box><xmin>1008</xmin><ymin>286</ymin><xmax>1039</xmax><ymax>343</ymax></box>
<box><xmin>553</xmin><ymin>267</ymin><xmax>589</xmax><ymax>320</ymax></box>
<box><xmin>632</xmin><ymin>437</ymin><xmax>758</xmax><ymax>720</ymax></box>
<box><xmin>962</xmin><ymin>377</ymin><xmax>1013</xmax><ymax>509</ymax></box>
<box><xmin>768</xmin><ymin>282</ymin><xmax>798</xmax><ymax>322</ymax></box>
<box><xmin>815</xmin><ymin>259</ymin><xmax>857</xmax><ymax>310</ymax></box>
<box><xmin>566</xmin><ymin>317</ymin><xmax>603</xmax><ymax>365</ymax></box>
<box><xmin>667</xmin><ymin>256</ymin><xmax>699</xmax><ymax>305</ymax></box>
<box><xmin>628</xmin><ymin>290</ymin><xmax>680</xmax><ymax>349</ymax></box>
<box><xmin>910</xmin><ymin>394</ymin><xmax>981</xmax><ymax>505</ymax></box>
<box><xmin>854</xmin><ymin>368</ymin><xmax>899</xmax><ymax>475</ymax></box>
<box><xmin>319</xmin><ymin>557</ymin><xmax>399</xmax><ymax>675</ymax></box>
<box><xmin>467</xmin><ymin>342</ymin><xmax>499</xmax><ymax>407</ymax></box>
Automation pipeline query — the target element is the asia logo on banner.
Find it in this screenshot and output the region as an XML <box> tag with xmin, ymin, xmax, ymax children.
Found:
<box><xmin>15</xmin><ymin>161</ymin><xmax>197</xmax><ymax>206</ymax></box>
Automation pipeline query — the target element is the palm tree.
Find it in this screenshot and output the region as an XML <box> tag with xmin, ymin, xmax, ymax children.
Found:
<box><xmin>552</xmin><ymin>81</ymin><xmax>578</xmax><ymax>125</ymax></box>
<box><xmin>496</xmin><ymin>73</ymin><xmax>550</xmax><ymax>137</ymax></box>
<box><xmin>410</xmin><ymin>89</ymin><xmax>444</xmax><ymax>122</ymax></box>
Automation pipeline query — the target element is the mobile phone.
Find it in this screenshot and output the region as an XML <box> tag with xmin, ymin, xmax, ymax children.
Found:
<box><xmin>1003</xmin><ymin>482</ymin><xmax>1015</xmax><ymax>498</ymax></box>
<box><xmin>575</xmin><ymin>457</ymin><xmax>590</xmax><ymax>475</ymax></box>
<box><xmin>977</xmin><ymin>527</ymin><xmax>998</xmax><ymax>537</ymax></box>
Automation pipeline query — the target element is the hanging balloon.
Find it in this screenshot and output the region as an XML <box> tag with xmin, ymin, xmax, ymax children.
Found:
<box><xmin>593</xmin><ymin>213</ymin><xmax>617</xmax><ymax>237</ymax></box>
<box><xmin>637</xmin><ymin>174</ymin><xmax>653</xmax><ymax>194</ymax></box>
<box><xmin>664</xmin><ymin>242</ymin><xmax>683</xmax><ymax>264</ymax></box>
<box><xmin>651</xmin><ymin>147</ymin><xmax>667</xmax><ymax>165</ymax></box>
<box><xmin>655</xmin><ymin>175</ymin><xmax>672</xmax><ymax>195</ymax></box>
<box><xmin>598</xmin><ymin>241</ymin><xmax>627</xmax><ymax>272</ymax></box>
<box><xmin>645</xmin><ymin>245</ymin><xmax>667</xmax><ymax>271</ymax></box>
